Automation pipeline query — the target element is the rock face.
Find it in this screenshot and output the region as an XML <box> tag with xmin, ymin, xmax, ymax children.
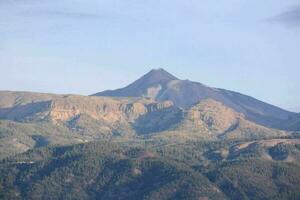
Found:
<box><xmin>48</xmin><ymin>96</ymin><xmax>174</xmax><ymax>124</ymax></box>
<box><xmin>93</xmin><ymin>69</ymin><xmax>298</xmax><ymax>131</ymax></box>
<box><xmin>184</xmin><ymin>100</ymin><xmax>243</xmax><ymax>133</ymax></box>
<box><xmin>174</xmin><ymin>99</ymin><xmax>285</xmax><ymax>140</ymax></box>
<box><xmin>0</xmin><ymin>92</ymin><xmax>174</xmax><ymax>125</ymax></box>
<box><xmin>48</xmin><ymin>96</ymin><xmax>147</xmax><ymax>123</ymax></box>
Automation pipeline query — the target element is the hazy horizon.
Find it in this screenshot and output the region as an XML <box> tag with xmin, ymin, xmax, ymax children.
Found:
<box><xmin>1</xmin><ymin>0</ymin><xmax>300</xmax><ymax>112</ymax></box>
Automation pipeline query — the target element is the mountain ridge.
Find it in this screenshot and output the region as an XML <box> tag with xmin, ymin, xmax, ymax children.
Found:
<box><xmin>0</xmin><ymin>90</ymin><xmax>288</xmax><ymax>159</ymax></box>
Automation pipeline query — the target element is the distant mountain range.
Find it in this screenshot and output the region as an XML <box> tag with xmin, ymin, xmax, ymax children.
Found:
<box><xmin>93</xmin><ymin>68</ymin><xmax>299</xmax><ymax>131</ymax></box>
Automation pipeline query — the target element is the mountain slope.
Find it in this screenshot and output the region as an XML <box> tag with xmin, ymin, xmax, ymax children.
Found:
<box><xmin>0</xmin><ymin>142</ymin><xmax>227</xmax><ymax>200</ymax></box>
<box><xmin>0</xmin><ymin>91</ymin><xmax>176</xmax><ymax>159</ymax></box>
<box><xmin>155</xmin><ymin>99</ymin><xmax>285</xmax><ymax>140</ymax></box>
<box><xmin>1</xmin><ymin>139</ymin><xmax>300</xmax><ymax>200</ymax></box>
<box><xmin>0</xmin><ymin>91</ymin><xmax>289</xmax><ymax>160</ymax></box>
<box><xmin>1</xmin><ymin>91</ymin><xmax>285</xmax><ymax>141</ymax></box>
<box><xmin>93</xmin><ymin>69</ymin><xmax>298</xmax><ymax>130</ymax></box>
<box><xmin>283</xmin><ymin>113</ymin><xmax>300</xmax><ymax>131</ymax></box>
<box><xmin>0</xmin><ymin>91</ymin><xmax>174</xmax><ymax>125</ymax></box>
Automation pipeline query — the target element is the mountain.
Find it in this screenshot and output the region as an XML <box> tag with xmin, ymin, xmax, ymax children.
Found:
<box><xmin>285</xmin><ymin>113</ymin><xmax>300</xmax><ymax>131</ymax></box>
<box><xmin>94</xmin><ymin>69</ymin><xmax>179</xmax><ymax>99</ymax></box>
<box><xmin>0</xmin><ymin>91</ymin><xmax>176</xmax><ymax>159</ymax></box>
<box><xmin>0</xmin><ymin>91</ymin><xmax>174</xmax><ymax>125</ymax></box>
<box><xmin>93</xmin><ymin>69</ymin><xmax>298</xmax><ymax>131</ymax></box>
<box><xmin>0</xmin><ymin>76</ymin><xmax>300</xmax><ymax>199</ymax></box>
<box><xmin>0</xmin><ymin>91</ymin><xmax>287</xmax><ymax>159</ymax></box>
<box><xmin>167</xmin><ymin>99</ymin><xmax>285</xmax><ymax>140</ymax></box>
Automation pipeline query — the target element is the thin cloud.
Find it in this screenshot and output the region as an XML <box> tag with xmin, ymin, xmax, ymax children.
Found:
<box><xmin>271</xmin><ymin>5</ymin><xmax>300</xmax><ymax>27</ymax></box>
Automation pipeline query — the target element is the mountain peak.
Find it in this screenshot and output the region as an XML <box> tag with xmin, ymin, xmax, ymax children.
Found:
<box><xmin>92</xmin><ymin>68</ymin><xmax>178</xmax><ymax>98</ymax></box>
<box><xmin>143</xmin><ymin>68</ymin><xmax>178</xmax><ymax>82</ymax></box>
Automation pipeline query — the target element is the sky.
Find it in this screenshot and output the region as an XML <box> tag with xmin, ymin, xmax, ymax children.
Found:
<box><xmin>0</xmin><ymin>0</ymin><xmax>300</xmax><ymax>112</ymax></box>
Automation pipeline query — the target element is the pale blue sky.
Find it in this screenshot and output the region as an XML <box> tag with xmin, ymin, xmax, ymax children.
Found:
<box><xmin>0</xmin><ymin>0</ymin><xmax>299</xmax><ymax>111</ymax></box>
